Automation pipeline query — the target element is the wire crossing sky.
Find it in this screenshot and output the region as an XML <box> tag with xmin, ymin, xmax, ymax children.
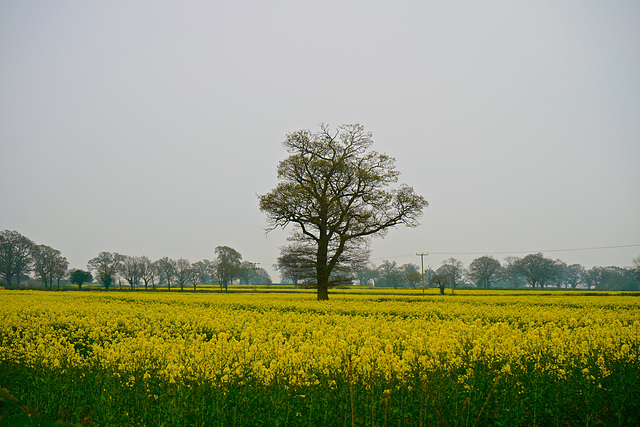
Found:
<box><xmin>1</xmin><ymin>1</ymin><xmax>639</xmax><ymax>279</ymax></box>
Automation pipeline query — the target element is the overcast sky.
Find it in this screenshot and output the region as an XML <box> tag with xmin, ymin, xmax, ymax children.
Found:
<box><xmin>1</xmin><ymin>1</ymin><xmax>639</xmax><ymax>280</ymax></box>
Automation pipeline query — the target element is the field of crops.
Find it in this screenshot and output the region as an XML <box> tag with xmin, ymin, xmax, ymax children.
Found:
<box><xmin>1</xmin><ymin>289</ymin><xmax>639</xmax><ymax>426</ymax></box>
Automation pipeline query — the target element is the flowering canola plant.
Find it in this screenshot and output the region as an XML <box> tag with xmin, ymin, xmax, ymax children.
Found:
<box><xmin>1</xmin><ymin>290</ymin><xmax>639</xmax><ymax>425</ymax></box>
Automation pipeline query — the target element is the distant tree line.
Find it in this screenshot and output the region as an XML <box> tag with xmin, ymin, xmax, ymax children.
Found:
<box><xmin>277</xmin><ymin>248</ymin><xmax>640</xmax><ymax>292</ymax></box>
<box><xmin>337</xmin><ymin>253</ymin><xmax>639</xmax><ymax>293</ymax></box>
<box><xmin>0</xmin><ymin>230</ymin><xmax>69</xmax><ymax>289</ymax></box>
<box><xmin>85</xmin><ymin>246</ymin><xmax>271</xmax><ymax>292</ymax></box>
<box><xmin>2</xmin><ymin>229</ymin><xmax>638</xmax><ymax>292</ymax></box>
<box><xmin>0</xmin><ymin>230</ymin><xmax>271</xmax><ymax>290</ymax></box>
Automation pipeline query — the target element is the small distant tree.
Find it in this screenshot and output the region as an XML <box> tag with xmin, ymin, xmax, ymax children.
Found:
<box><xmin>69</xmin><ymin>269</ymin><xmax>93</xmax><ymax>290</ymax></box>
<box><xmin>156</xmin><ymin>257</ymin><xmax>176</xmax><ymax>290</ymax></box>
<box><xmin>139</xmin><ymin>256</ymin><xmax>157</xmax><ymax>290</ymax></box>
<box><xmin>120</xmin><ymin>255</ymin><xmax>145</xmax><ymax>290</ymax></box>
<box><xmin>438</xmin><ymin>258</ymin><xmax>464</xmax><ymax>294</ymax></box>
<box><xmin>192</xmin><ymin>259</ymin><xmax>214</xmax><ymax>286</ymax></box>
<box><xmin>502</xmin><ymin>256</ymin><xmax>524</xmax><ymax>288</ymax></box>
<box><xmin>557</xmin><ymin>263</ymin><xmax>586</xmax><ymax>289</ymax></box>
<box><xmin>513</xmin><ymin>253</ymin><xmax>558</xmax><ymax>288</ymax></box>
<box><xmin>31</xmin><ymin>244</ymin><xmax>68</xmax><ymax>290</ymax></box>
<box><xmin>400</xmin><ymin>263</ymin><xmax>421</xmax><ymax>288</ymax></box>
<box><xmin>238</xmin><ymin>261</ymin><xmax>258</xmax><ymax>285</ymax></box>
<box><xmin>584</xmin><ymin>266</ymin><xmax>637</xmax><ymax>290</ymax></box>
<box><xmin>212</xmin><ymin>246</ymin><xmax>242</xmax><ymax>291</ymax></box>
<box><xmin>189</xmin><ymin>261</ymin><xmax>203</xmax><ymax>291</ymax></box>
<box><xmin>430</xmin><ymin>273</ymin><xmax>448</xmax><ymax>295</ymax></box>
<box><xmin>173</xmin><ymin>258</ymin><xmax>192</xmax><ymax>291</ymax></box>
<box><xmin>236</xmin><ymin>262</ymin><xmax>272</xmax><ymax>286</ymax></box>
<box><xmin>87</xmin><ymin>252</ymin><xmax>124</xmax><ymax>291</ymax></box>
<box><xmin>254</xmin><ymin>267</ymin><xmax>272</xmax><ymax>285</ymax></box>
<box><xmin>552</xmin><ymin>260</ymin><xmax>569</xmax><ymax>288</ymax></box>
<box><xmin>469</xmin><ymin>256</ymin><xmax>501</xmax><ymax>289</ymax></box>
<box><xmin>377</xmin><ymin>260</ymin><xmax>400</xmax><ymax>288</ymax></box>
<box><xmin>357</xmin><ymin>264</ymin><xmax>379</xmax><ymax>287</ymax></box>
<box><xmin>276</xmin><ymin>240</ymin><xmax>316</xmax><ymax>286</ymax></box>
<box><xmin>277</xmin><ymin>233</ymin><xmax>367</xmax><ymax>288</ymax></box>
<box><xmin>53</xmin><ymin>259</ymin><xmax>68</xmax><ymax>290</ymax></box>
<box><xmin>423</xmin><ymin>268</ymin><xmax>436</xmax><ymax>288</ymax></box>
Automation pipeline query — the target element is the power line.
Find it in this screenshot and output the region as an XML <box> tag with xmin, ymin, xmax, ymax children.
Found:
<box><xmin>426</xmin><ymin>244</ymin><xmax>640</xmax><ymax>255</ymax></box>
<box><xmin>372</xmin><ymin>244</ymin><xmax>640</xmax><ymax>261</ymax></box>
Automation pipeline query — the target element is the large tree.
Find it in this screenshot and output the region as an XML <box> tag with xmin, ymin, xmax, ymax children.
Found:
<box><xmin>0</xmin><ymin>230</ymin><xmax>34</xmax><ymax>288</ymax></box>
<box><xmin>259</xmin><ymin>123</ymin><xmax>427</xmax><ymax>300</ymax></box>
<box><xmin>469</xmin><ymin>256</ymin><xmax>501</xmax><ymax>289</ymax></box>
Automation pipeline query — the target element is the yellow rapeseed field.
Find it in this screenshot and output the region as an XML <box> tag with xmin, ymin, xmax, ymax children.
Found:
<box><xmin>1</xmin><ymin>289</ymin><xmax>639</xmax><ymax>425</ymax></box>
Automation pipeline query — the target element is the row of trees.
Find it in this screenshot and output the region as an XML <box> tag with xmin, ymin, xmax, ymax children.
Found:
<box><xmin>0</xmin><ymin>230</ymin><xmax>271</xmax><ymax>291</ymax></box>
<box><xmin>3</xmin><ymin>229</ymin><xmax>638</xmax><ymax>293</ymax></box>
<box><xmin>86</xmin><ymin>246</ymin><xmax>271</xmax><ymax>291</ymax></box>
<box><xmin>0</xmin><ymin>230</ymin><xmax>70</xmax><ymax>289</ymax></box>
<box><xmin>345</xmin><ymin>253</ymin><xmax>640</xmax><ymax>292</ymax></box>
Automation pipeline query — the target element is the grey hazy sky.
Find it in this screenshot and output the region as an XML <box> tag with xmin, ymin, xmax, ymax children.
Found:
<box><xmin>1</xmin><ymin>1</ymin><xmax>639</xmax><ymax>280</ymax></box>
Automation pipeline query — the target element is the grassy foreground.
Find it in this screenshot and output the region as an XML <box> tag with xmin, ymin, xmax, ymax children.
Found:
<box><xmin>1</xmin><ymin>289</ymin><xmax>639</xmax><ymax>426</ymax></box>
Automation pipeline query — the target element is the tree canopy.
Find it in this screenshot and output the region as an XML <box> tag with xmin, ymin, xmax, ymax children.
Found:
<box><xmin>69</xmin><ymin>269</ymin><xmax>93</xmax><ymax>289</ymax></box>
<box><xmin>32</xmin><ymin>244</ymin><xmax>69</xmax><ymax>290</ymax></box>
<box><xmin>87</xmin><ymin>252</ymin><xmax>123</xmax><ymax>291</ymax></box>
<box><xmin>212</xmin><ymin>246</ymin><xmax>242</xmax><ymax>291</ymax></box>
<box><xmin>513</xmin><ymin>253</ymin><xmax>558</xmax><ymax>288</ymax></box>
<box><xmin>469</xmin><ymin>256</ymin><xmax>501</xmax><ymax>289</ymax></box>
<box><xmin>259</xmin><ymin>123</ymin><xmax>427</xmax><ymax>300</ymax></box>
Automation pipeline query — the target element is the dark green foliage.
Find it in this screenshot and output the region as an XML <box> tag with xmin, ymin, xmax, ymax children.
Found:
<box><xmin>68</xmin><ymin>269</ymin><xmax>93</xmax><ymax>290</ymax></box>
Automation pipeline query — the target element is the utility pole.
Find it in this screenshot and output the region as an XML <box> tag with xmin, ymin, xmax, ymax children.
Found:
<box><xmin>417</xmin><ymin>253</ymin><xmax>428</xmax><ymax>296</ymax></box>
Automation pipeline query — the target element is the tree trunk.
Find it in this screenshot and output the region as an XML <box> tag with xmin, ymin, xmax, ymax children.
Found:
<box><xmin>317</xmin><ymin>284</ymin><xmax>329</xmax><ymax>300</ymax></box>
<box><xmin>316</xmin><ymin>236</ymin><xmax>330</xmax><ymax>300</ymax></box>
